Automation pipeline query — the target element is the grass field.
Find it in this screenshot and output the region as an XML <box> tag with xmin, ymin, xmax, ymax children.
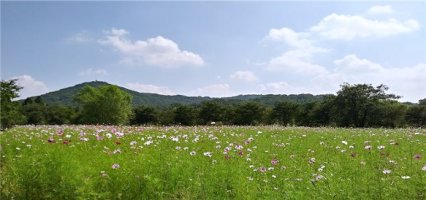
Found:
<box><xmin>1</xmin><ymin>125</ymin><xmax>425</xmax><ymax>199</ymax></box>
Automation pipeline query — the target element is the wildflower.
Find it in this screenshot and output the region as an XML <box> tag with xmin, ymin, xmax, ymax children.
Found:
<box><xmin>48</xmin><ymin>138</ymin><xmax>55</xmax><ymax>143</ymax></box>
<box><xmin>364</xmin><ymin>145</ymin><xmax>372</xmax><ymax>150</ymax></box>
<box><xmin>106</xmin><ymin>133</ymin><xmax>112</xmax><ymax>139</ymax></box>
<box><xmin>319</xmin><ymin>141</ymin><xmax>324</xmax><ymax>145</ymax></box>
<box><xmin>203</xmin><ymin>152</ymin><xmax>212</xmax><ymax>157</ymax></box>
<box><xmin>65</xmin><ymin>134</ymin><xmax>72</xmax><ymax>138</ymax></box>
<box><xmin>349</xmin><ymin>145</ymin><xmax>354</xmax><ymax>149</ymax></box>
<box><xmin>16</xmin><ymin>147</ymin><xmax>21</xmax><ymax>151</ymax></box>
<box><xmin>413</xmin><ymin>154</ymin><xmax>421</xmax><ymax>160</ymax></box>
<box><xmin>313</xmin><ymin>174</ymin><xmax>324</xmax><ymax>181</ymax></box>
<box><xmin>342</xmin><ymin>141</ymin><xmax>348</xmax><ymax>145</ymax></box>
<box><xmin>271</xmin><ymin>159</ymin><xmax>279</xmax><ymax>166</ymax></box>
<box><xmin>80</xmin><ymin>137</ymin><xmax>89</xmax><ymax>142</ymax></box>
<box><xmin>422</xmin><ymin>165</ymin><xmax>426</xmax><ymax>171</ymax></box>
<box><xmin>272</xmin><ymin>175</ymin><xmax>277</xmax><ymax>178</ymax></box>
<box><xmin>175</xmin><ymin>146</ymin><xmax>181</xmax><ymax>150</ymax></box>
<box><xmin>235</xmin><ymin>145</ymin><xmax>243</xmax><ymax>150</ymax></box>
<box><xmin>401</xmin><ymin>176</ymin><xmax>411</xmax><ymax>180</ymax></box>
<box><xmin>259</xmin><ymin>167</ymin><xmax>267</xmax><ymax>173</ymax></box>
<box><xmin>96</xmin><ymin>135</ymin><xmax>104</xmax><ymax>141</ymax></box>
<box><xmin>247</xmin><ymin>177</ymin><xmax>253</xmax><ymax>181</ymax></box>
<box><xmin>144</xmin><ymin>140</ymin><xmax>153</xmax><ymax>146</ymax></box>
<box><xmin>360</xmin><ymin>161</ymin><xmax>366</xmax><ymax>165</ymax></box>
<box><xmin>113</xmin><ymin>149</ymin><xmax>121</xmax><ymax>154</ymax></box>
<box><xmin>190</xmin><ymin>151</ymin><xmax>196</xmax><ymax>156</ymax></box>
<box><xmin>238</xmin><ymin>151</ymin><xmax>244</xmax><ymax>156</ymax></box>
<box><xmin>130</xmin><ymin>141</ymin><xmax>137</xmax><ymax>146</ymax></box>
<box><xmin>112</xmin><ymin>163</ymin><xmax>120</xmax><ymax>169</ymax></box>
<box><xmin>63</xmin><ymin>140</ymin><xmax>70</xmax><ymax>145</ymax></box>
<box><xmin>308</xmin><ymin>158</ymin><xmax>316</xmax><ymax>164</ymax></box>
<box><xmin>377</xmin><ymin>145</ymin><xmax>385</xmax><ymax>150</ymax></box>
<box><xmin>382</xmin><ymin>169</ymin><xmax>391</xmax><ymax>174</ymax></box>
<box><xmin>389</xmin><ymin>160</ymin><xmax>396</xmax><ymax>164</ymax></box>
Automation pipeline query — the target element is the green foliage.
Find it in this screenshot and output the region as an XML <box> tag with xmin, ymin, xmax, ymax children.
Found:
<box><xmin>233</xmin><ymin>101</ymin><xmax>265</xmax><ymax>125</ymax></box>
<box><xmin>270</xmin><ymin>101</ymin><xmax>298</xmax><ymax>125</ymax></box>
<box><xmin>1</xmin><ymin>79</ymin><xmax>26</xmax><ymax>129</ymax></box>
<box><xmin>198</xmin><ymin>101</ymin><xmax>225</xmax><ymax>124</ymax></box>
<box><xmin>405</xmin><ymin>98</ymin><xmax>426</xmax><ymax>127</ymax></box>
<box><xmin>130</xmin><ymin>105</ymin><xmax>159</xmax><ymax>125</ymax></box>
<box><xmin>75</xmin><ymin>85</ymin><xmax>132</xmax><ymax>125</ymax></box>
<box><xmin>332</xmin><ymin>83</ymin><xmax>399</xmax><ymax>127</ymax></box>
<box><xmin>172</xmin><ymin>104</ymin><xmax>196</xmax><ymax>125</ymax></box>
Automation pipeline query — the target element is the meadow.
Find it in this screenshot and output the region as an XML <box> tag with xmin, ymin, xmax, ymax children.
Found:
<box><xmin>1</xmin><ymin>125</ymin><xmax>425</xmax><ymax>199</ymax></box>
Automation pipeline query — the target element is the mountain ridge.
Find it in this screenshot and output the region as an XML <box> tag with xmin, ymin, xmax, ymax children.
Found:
<box><xmin>24</xmin><ymin>81</ymin><xmax>329</xmax><ymax>107</ymax></box>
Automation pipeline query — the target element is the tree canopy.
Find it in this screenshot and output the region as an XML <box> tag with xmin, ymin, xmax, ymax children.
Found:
<box><xmin>75</xmin><ymin>85</ymin><xmax>132</xmax><ymax>125</ymax></box>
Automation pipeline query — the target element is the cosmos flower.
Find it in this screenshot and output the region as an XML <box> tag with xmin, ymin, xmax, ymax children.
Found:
<box><xmin>422</xmin><ymin>165</ymin><xmax>426</xmax><ymax>171</ymax></box>
<box><xmin>342</xmin><ymin>141</ymin><xmax>348</xmax><ymax>145</ymax></box>
<box><xmin>48</xmin><ymin>138</ymin><xmax>55</xmax><ymax>143</ymax></box>
<box><xmin>413</xmin><ymin>154</ymin><xmax>421</xmax><ymax>160</ymax></box>
<box><xmin>377</xmin><ymin>145</ymin><xmax>385</xmax><ymax>150</ymax></box>
<box><xmin>203</xmin><ymin>152</ymin><xmax>212</xmax><ymax>157</ymax></box>
<box><xmin>401</xmin><ymin>176</ymin><xmax>411</xmax><ymax>179</ymax></box>
<box><xmin>382</xmin><ymin>169</ymin><xmax>391</xmax><ymax>174</ymax></box>
<box><xmin>259</xmin><ymin>167</ymin><xmax>267</xmax><ymax>173</ymax></box>
<box><xmin>364</xmin><ymin>145</ymin><xmax>372</xmax><ymax>150</ymax></box>
<box><xmin>271</xmin><ymin>159</ymin><xmax>279</xmax><ymax>166</ymax></box>
<box><xmin>309</xmin><ymin>158</ymin><xmax>316</xmax><ymax>164</ymax></box>
<box><xmin>190</xmin><ymin>151</ymin><xmax>196</xmax><ymax>156</ymax></box>
<box><xmin>112</xmin><ymin>163</ymin><xmax>120</xmax><ymax>169</ymax></box>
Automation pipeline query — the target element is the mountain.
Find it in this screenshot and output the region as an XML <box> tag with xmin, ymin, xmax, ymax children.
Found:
<box><xmin>25</xmin><ymin>81</ymin><xmax>328</xmax><ymax>107</ymax></box>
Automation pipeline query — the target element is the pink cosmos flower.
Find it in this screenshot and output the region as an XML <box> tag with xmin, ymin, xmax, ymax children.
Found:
<box><xmin>271</xmin><ymin>159</ymin><xmax>279</xmax><ymax>166</ymax></box>
<box><xmin>259</xmin><ymin>167</ymin><xmax>267</xmax><ymax>173</ymax></box>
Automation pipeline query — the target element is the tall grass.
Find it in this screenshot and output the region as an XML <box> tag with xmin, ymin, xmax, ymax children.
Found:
<box><xmin>1</xmin><ymin>126</ymin><xmax>425</xmax><ymax>199</ymax></box>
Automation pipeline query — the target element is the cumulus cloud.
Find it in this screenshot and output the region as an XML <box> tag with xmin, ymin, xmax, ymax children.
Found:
<box><xmin>319</xmin><ymin>54</ymin><xmax>426</xmax><ymax>102</ymax></box>
<box><xmin>125</xmin><ymin>82</ymin><xmax>175</xmax><ymax>95</ymax></box>
<box><xmin>267</xmin><ymin>49</ymin><xmax>328</xmax><ymax>76</ymax></box>
<box><xmin>100</xmin><ymin>28</ymin><xmax>204</xmax><ymax>68</ymax></box>
<box><xmin>267</xmin><ymin>27</ymin><xmax>312</xmax><ymax>48</ymax></box>
<box><xmin>230</xmin><ymin>70</ymin><xmax>258</xmax><ymax>82</ymax></box>
<box><xmin>11</xmin><ymin>75</ymin><xmax>49</xmax><ymax>99</ymax></box>
<box><xmin>79</xmin><ymin>68</ymin><xmax>108</xmax><ymax>76</ymax></box>
<box><xmin>310</xmin><ymin>13</ymin><xmax>419</xmax><ymax>40</ymax></box>
<box><xmin>187</xmin><ymin>83</ymin><xmax>233</xmax><ymax>97</ymax></box>
<box><xmin>367</xmin><ymin>5</ymin><xmax>394</xmax><ymax>15</ymax></box>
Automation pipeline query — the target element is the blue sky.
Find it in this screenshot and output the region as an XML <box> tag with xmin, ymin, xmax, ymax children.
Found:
<box><xmin>2</xmin><ymin>2</ymin><xmax>425</xmax><ymax>102</ymax></box>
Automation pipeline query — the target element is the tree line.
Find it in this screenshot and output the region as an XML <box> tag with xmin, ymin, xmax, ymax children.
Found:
<box><xmin>1</xmin><ymin>79</ymin><xmax>425</xmax><ymax>129</ymax></box>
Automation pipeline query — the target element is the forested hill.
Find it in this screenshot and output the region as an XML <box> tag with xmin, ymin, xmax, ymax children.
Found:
<box><xmin>28</xmin><ymin>81</ymin><xmax>327</xmax><ymax>107</ymax></box>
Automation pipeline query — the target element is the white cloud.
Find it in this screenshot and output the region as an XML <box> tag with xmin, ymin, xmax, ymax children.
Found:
<box><xmin>310</xmin><ymin>13</ymin><xmax>419</xmax><ymax>40</ymax></box>
<box><xmin>79</xmin><ymin>68</ymin><xmax>108</xmax><ymax>76</ymax></box>
<box><xmin>187</xmin><ymin>83</ymin><xmax>233</xmax><ymax>97</ymax></box>
<box><xmin>11</xmin><ymin>75</ymin><xmax>49</xmax><ymax>99</ymax></box>
<box><xmin>230</xmin><ymin>70</ymin><xmax>258</xmax><ymax>82</ymax></box>
<box><xmin>323</xmin><ymin>55</ymin><xmax>426</xmax><ymax>102</ymax></box>
<box><xmin>267</xmin><ymin>49</ymin><xmax>328</xmax><ymax>76</ymax></box>
<box><xmin>333</xmin><ymin>54</ymin><xmax>383</xmax><ymax>74</ymax></box>
<box><xmin>368</xmin><ymin>5</ymin><xmax>394</xmax><ymax>15</ymax></box>
<box><xmin>125</xmin><ymin>82</ymin><xmax>175</xmax><ymax>95</ymax></box>
<box><xmin>267</xmin><ymin>27</ymin><xmax>312</xmax><ymax>48</ymax></box>
<box><xmin>100</xmin><ymin>28</ymin><xmax>204</xmax><ymax>68</ymax></box>
<box><xmin>66</xmin><ymin>31</ymin><xmax>92</xmax><ymax>44</ymax></box>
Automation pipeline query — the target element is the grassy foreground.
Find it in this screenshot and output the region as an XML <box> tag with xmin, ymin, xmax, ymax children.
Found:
<box><xmin>1</xmin><ymin>125</ymin><xmax>425</xmax><ymax>199</ymax></box>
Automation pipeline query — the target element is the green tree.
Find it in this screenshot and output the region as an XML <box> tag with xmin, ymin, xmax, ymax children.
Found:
<box><xmin>75</xmin><ymin>85</ymin><xmax>132</xmax><ymax>125</ymax></box>
<box><xmin>405</xmin><ymin>98</ymin><xmax>426</xmax><ymax>127</ymax></box>
<box><xmin>172</xmin><ymin>104</ymin><xmax>196</xmax><ymax>125</ymax></box>
<box><xmin>332</xmin><ymin>83</ymin><xmax>399</xmax><ymax>127</ymax></box>
<box><xmin>131</xmin><ymin>105</ymin><xmax>159</xmax><ymax>125</ymax></box>
<box><xmin>270</xmin><ymin>101</ymin><xmax>298</xmax><ymax>125</ymax></box>
<box><xmin>233</xmin><ymin>101</ymin><xmax>264</xmax><ymax>125</ymax></box>
<box><xmin>198</xmin><ymin>101</ymin><xmax>224</xmax><ymax>124</ymax></box>
<box><xmin>45</xmin><ymin>105</ymin><xmax>75</xmax><ymax>125</ymax></box>
<box><xmin>1</xmin><ymin>79</ymin><xmax>26</xmax><ymax>129</ymax></box>
<box><xmin>22</xmin><ymin>97</ymin><xmax>47</xmax><ymax>125</ymax></box>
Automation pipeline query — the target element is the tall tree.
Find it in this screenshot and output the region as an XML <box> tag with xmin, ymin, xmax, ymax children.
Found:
<box><xmin>332</xmin><ymin>83</ymin><xmax>399</xmax><ymax>127</ymax></box>
<box><xmin>1</xmin><ymin>79</ymin><xmax>26</xmax><ymax>129</ymax></box>
<box><xmin>233</xmin><ymin>101</ymin><xmax>264</xmax><ymax>125</ymax></box>
<box><xmin>75</xmin><ymin>85</ymin><xmax>132</xmax><ymax>125</ymax></box>
<box><xmin>198</xmin><ymin>101</ymin><xmax>224</xmax><ymax>124</ymax></box>
<box><xmin>131</xmin><ymin>105</ymin><xmax>159</xmax><ymax>125</ymax></box>
<box><xmin>270</xmin><ymin>101</ymin><xmax>298</xmax><ymax>125</ymax></box>
<box><xmin>405</xmin><ymin>98</ymin><xmax>426</xmax><ymax>127</ymax></box>
<box><xmin>173</xmin><ymin>104</ymin><xmax>196</xmax><ymax>125</ymax></box>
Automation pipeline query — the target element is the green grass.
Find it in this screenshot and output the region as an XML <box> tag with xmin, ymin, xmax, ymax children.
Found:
<box><xmin>1</xmin><ymin>126</ymin><xmax>425</xmax><ymax>199</ymax></box>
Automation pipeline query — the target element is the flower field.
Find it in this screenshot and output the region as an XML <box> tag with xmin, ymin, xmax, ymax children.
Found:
<box><xmin>1</xmin><ymin>126</ymin><xmax>425</xmax><ymax>199</ymax></box>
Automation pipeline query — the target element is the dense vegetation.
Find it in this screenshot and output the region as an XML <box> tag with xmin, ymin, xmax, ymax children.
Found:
<box><xmin>1</xmin><ymin>80</ymin><xmax>425</xmax><ymax>128</ymax></box>
<box><xmin>1</xmin><ymin>126</ymin><xmax>425</xmax><ymax>199</ymax></box>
